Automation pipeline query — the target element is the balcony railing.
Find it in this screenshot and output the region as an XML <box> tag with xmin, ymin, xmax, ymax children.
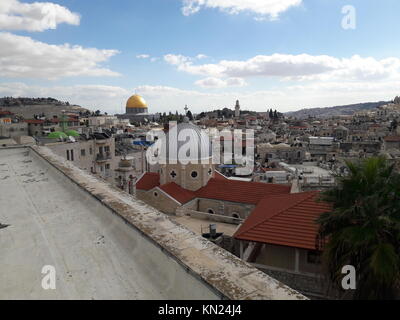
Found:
<box><xmin>96</xmin><ymin>152</ymin><xmax>111</xmax><ymax>162</ymax></box>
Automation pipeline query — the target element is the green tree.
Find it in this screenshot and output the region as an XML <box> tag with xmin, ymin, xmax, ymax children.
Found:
<box><xmin>186</xmin><ymin>110</ymin><xmax>194</xmax><ymax>121</ymax></box>
<box><xmin>317</xmin><ymin>157</ymin><xmax>400</xmax><ymax>299</ymax></box>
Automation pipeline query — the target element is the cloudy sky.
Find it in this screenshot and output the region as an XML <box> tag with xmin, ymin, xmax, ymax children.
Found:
<box><xmin>1</xmin><ymin>0</ymin><xmax>400</xmax><ymax>114</ymax></box>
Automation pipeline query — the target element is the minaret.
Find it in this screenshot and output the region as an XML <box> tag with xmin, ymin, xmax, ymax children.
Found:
<box><xmin>235</xmin><ymin>100</ymin><xmax>240</xmax><ymax>118</ymax></box>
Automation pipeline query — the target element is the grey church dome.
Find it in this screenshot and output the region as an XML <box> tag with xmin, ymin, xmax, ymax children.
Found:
<box><xmin>158</xmin><ymin>122</ymin><xmax>212</xmax><ymax>163</ymax></box>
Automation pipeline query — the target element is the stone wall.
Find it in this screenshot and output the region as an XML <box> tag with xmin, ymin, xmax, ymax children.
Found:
<box><xmin>136</xmin><ymin>188</ymin><xmax>180</xmax><ymax>215</ymax></box>
<box><xmin>176</xmin><ymin>207</ymin><xmax>243</xmax><ymax>225</ymax></box>
<box><xmin>0</xmin><ymin>122</ymin><xmax>28</xmax><ymax>138</ymax></box>
<box><xmin>259</xmin><ymin>267</ymin><xmax>332</xmax><ymax>299</ymax></box>
<box><xmin>197</xmin><ymin>198</ymin><xmax>255</xmax><ymax>220</ymax></box>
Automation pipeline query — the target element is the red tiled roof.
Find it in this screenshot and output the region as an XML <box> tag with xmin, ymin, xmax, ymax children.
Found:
<box><xmin>0</xmin><ymin>110</ymin><xmax>14</xmax><ymax>116</ymax></box>
<box><xmin>214</xmin><ymin>170</ymin><xmax>229</xmax><ymax>180</ymax></box>
<box><xmin>384</xmin><ymin>136</ymin><xmax>400</xmax><ymax>142</ymax></box>
<box><xmin>135</xmin><ymin>172</ymin><xmax>160</xmax><ymax>191</ymax></box>
<box><xmin>159</xmin><ymin>182</ymin><xmax>196</xmax><ymax>204</ymax></box>
<box><xmin>234</xmin><ymin>192</ymin><xmax>332</xmax><ymax>250</ymax></box>
<box><xmin>195</xmin><ymin>178</ymin><xmax>291</xmax><ymax>205</ymax></box>
<box><xmin>25</xmin><ymin>119</ymin><xmax>44</xmax><ymax>124</ymax></box>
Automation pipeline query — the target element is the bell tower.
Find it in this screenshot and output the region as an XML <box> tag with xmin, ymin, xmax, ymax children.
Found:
<box><xmin>235</xmin><ymin>100</ymin><xmax>240</xmax><ymax>118</ymax></box>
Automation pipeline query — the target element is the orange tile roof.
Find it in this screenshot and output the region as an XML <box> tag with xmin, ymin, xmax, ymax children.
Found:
<box><xmin>135</xmin><ymin>172</ymin><xmax>160</xmax><ymax>191</ymax></box>
<box><xmin>234</xmin><ymin>192</ymin><xmax>332</xmax><ymax>250</ymax></box>
<box><xmin>159</xmin><ymin>182</ymin><xmax>196</xmax><ymax>204</ymax></box>
<box><xmin>195</xmin><ymin>178</ymin><xmax>291</xmax><ymax>205</ymax></box>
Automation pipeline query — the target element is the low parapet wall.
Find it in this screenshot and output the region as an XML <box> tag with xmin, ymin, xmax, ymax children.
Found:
<box><xmin>31</xmin><ymin>146</ymin><xmax>307</xmax><ymax>300</ymax></box>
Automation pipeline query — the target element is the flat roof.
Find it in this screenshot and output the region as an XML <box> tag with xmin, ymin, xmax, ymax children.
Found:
<box><xmin>0</xmin><ymin>148</ymin><xmax>174</xmax><ymax>299</ymax></box>
<box><xmin>0</xmin><ymin>147</ymin><xmax>306</xmax><ymax>300</ymax></box>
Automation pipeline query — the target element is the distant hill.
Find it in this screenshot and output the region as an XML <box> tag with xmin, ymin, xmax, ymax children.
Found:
<box><xmin>0</xmin><ymin>97</ymin><xmax>89</xmax><ymax>118</ymax></box>
<box><xmin>286</xmin><ymin>101</ymin><xmax>390</xmax><ymax>119</ymax></box>
<box><xmin>0</xmin><ymin>97</ymin><xmax>71</xmax><ymax>107</ymax></box>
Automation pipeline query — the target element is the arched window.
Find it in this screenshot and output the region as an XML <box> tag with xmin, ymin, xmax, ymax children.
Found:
<box><xmin>207</xmin><ymin>209</ymin><xmax>215</xmax><ymax>214</ymax></box>
<box><xmin>153</xmin><ymin>191</ymin><xmax>158</xmax><ymax>197</ymax></box>
<box><xmin>232</xmin><ymin>213</ymin><xmax>239</xmax><ymax>219</ymax></box>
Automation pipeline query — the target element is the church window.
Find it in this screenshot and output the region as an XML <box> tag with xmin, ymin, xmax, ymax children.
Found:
<box><xmin>207</xmin><ymin>209</ymin><xmax>215</xmax><ymax>214</ymax></box>
<box><xmin>170</xmin><ymin>170</ymin><xmax>177</xmax><ymax>179</ymax></box>
<box><xmin>191</xmin><ymin>171</ymin><xmax>198</xmax><ymax>178</ymax></box>
<box><xmin>208</xmin><ymin>168</ymin><xmax>212</xmax><ymax>175</ymax></box>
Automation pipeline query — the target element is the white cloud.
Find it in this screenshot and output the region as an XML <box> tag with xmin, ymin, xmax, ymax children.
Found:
<box><xmin>0</xmin><ymin>0</ymin><xmax>80</xmax><ymax>32</ymax></box>
<box><xmin>0</xmin><ymin>32</ymin><xmax>120</xmax><ymax>79</ymax></box>
<box><xmin>164</xmin><ymin>53</ymin><xmax>400</xmax><ymax>82</ymax></box>
<box><xmin>136</xmin><ymin>54</ymin><xmax>160</xmax><ymax>62</ymax></box>
<box><xmin>164</xmin><ymin>54</ymin><xmax>191</xmax><ymax>66</ymax></box>
<box><xmin>164</xmin><ymin>53</ymin><xmax>209</xmax><ymax>66</ymax></box>
<box><xmin>195</xmin><ymin>77</ymin><xmax>247</xmax><ymax>88</ymax></box>
<box><xmin>181</xmin><ymin>0</ymin><xmax>302</xmax><ymax>20</ymax></box>
<box><xmin>196</xmin><ymin>54</ymin><xmax>208</xmax><ymax>60</ymax></box>
<box><xmin>136</xmin><ymin>54</ymin><xmax>150</xmax><ymax>59</ymax></box>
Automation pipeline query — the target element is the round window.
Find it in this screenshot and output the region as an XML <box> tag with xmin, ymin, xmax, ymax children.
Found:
<box><xmin>153</xmin><ymin>191</ymin><xmax>158</xmax><ymax>197</ymax></box>
<box><xmin>191</xmin><ymin>171</ymin><xmax>198</xmax><ymax>178</ymax></box>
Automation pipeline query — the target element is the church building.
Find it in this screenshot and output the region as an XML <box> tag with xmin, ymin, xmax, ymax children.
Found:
<box><xmin>135</xmin><ymin>121</ymin><xmax>292</xmax><ymax>218</ymax></box>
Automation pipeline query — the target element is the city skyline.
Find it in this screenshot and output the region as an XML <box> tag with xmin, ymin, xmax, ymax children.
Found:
<box><xmin>1</xmin><ymin>0</ymin><xmax>400</xmax><ymax>114</ymax></box>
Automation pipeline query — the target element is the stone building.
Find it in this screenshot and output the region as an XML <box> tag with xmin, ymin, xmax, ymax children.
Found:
<box><xmin>0</xmin><ymin>121</ymin><xmax>28</xmax><ymax>138</ymax></box>
<box><xmin>45</xmin><ymin>134</ymin><xmax>117</xmax><ymax>183</ymax></box>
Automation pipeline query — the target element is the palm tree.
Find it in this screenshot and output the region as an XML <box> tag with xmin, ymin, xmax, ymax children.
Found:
<box><xmin>317</xmin><ymin>156</ymin><xmax>400</xmax><ymax>299</ymax></box>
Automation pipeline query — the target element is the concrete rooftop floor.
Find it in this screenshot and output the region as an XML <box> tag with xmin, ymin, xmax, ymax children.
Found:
<box><xmin>0</xmin><ymin>148</ymin><xmax>211</xmax><ymax>299</ymax></box>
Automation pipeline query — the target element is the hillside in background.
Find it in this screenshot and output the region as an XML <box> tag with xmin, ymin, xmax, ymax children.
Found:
<box><xmin>0</xmin><ymin>97</ymin><xmax>89</xmax><ymax>118</ymax></box>
<box><xmin>286</xmin><ymin>101</ymin><xmax>390</xmax><ymax>119</ymax></box>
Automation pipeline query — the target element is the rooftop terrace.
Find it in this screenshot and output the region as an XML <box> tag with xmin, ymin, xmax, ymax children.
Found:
<box><xmin>0</xmin><ymin>146</ymin><xmax>305</xmax><ymax>300</ymax></box>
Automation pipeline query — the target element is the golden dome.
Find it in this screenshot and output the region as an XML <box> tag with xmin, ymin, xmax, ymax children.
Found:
<box><xmin>126</xmin><ymin>94</ymin><xmax>148</xmax><ymax>109</ymax></box>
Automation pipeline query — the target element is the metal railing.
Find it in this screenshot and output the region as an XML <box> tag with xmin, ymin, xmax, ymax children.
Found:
<box><xmin>96</xmin><ymin>152</ymin><xmax>111</xmax><ymax>161</ymax></box>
